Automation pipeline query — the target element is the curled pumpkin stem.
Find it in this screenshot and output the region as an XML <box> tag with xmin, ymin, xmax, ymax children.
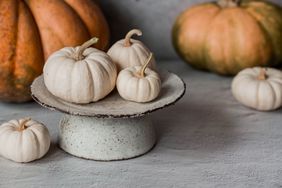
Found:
<box><xmin>139</xmin><ymin>53</ymin><xmax>153</xmax><ymax>78</ymax></box>
<box><xmin>74</xmin><ymin>37</ymin><xmax>99</xmax><ymax>61</ymax></box>
<box><xmin>257</xmin><ymin>68</ymin><xmax>267</xmax><ymax>80</ymax></box>
<box><xmin>124</xmin><ymin>29</ymin><xmax>142</xmax><ymax>47</ymax></box>
<box><xmin>18</xmin><ymin>117</ymin><xmax>31</xmax><ymax>131</ymax></box>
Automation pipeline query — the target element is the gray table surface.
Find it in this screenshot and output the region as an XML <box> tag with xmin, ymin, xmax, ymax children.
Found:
<box><xmin>0</xmin><ymin>61</ymin><xmax>281</xmax><ymax>188</ymax></box>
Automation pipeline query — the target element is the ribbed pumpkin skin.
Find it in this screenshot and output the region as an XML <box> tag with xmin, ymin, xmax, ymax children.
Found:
<box><xmin>0</xmin><ymin>0</ymin><xmax>109</xmax><ymax>102</ymax></box>
<box><xmin>0</xmin><ymin>0</ymin><xmax>43</xmax><ymax>102</ymax></box>
<box><xmin>172</xmin><ymin>0</ymin><xmax>282</xmax><ymax>75</ymax></box>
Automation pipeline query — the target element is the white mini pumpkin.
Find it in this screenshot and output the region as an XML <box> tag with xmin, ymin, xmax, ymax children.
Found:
<box><xmin>44</xmin><ymin>38</ymin><xmax>117</xmax><ymax>104</ymax></box>
<box><xmin>116</xmin><ymin>53</ymin><xmax>161</xmax><ymax>103</ymax></box>
<box><xmin>0</xmin><ymin>118</ymin><xmax>50</xmax><ymax>163</ymax></box>
<box><xmin>107</xmin><ymin>29</ymin><xmax>156</xmax><ymax>71</ymax></box>
<box><xmin>232</xmin><ymin>67</ymin><xmax>282</xmax><ymax>111</ymax></box>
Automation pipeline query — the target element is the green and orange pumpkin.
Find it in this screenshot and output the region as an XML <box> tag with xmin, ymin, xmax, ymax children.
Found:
<box><xmin>172</xmin><ymin>0</ymin><xmax>282</xmax><ymax>75</ymax></box>
<box><xmin>0</xmin><ymin>0</ymin><xmax>109</xmax><ymax>102</ymax></box>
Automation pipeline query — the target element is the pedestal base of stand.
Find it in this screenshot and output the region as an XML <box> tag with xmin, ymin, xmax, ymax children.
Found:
<box><xmin>59</xmin><ymin>115</ymin><xmax>156</xmax><ymax>161</ymax></box>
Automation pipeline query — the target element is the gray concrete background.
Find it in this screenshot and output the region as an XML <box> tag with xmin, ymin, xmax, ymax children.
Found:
<box><xmin>99</xmin><ymin>0</ymin><xmax>282</xmax><ymax>60</ymax></box>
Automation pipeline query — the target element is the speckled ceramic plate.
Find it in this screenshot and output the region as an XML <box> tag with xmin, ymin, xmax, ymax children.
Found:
<box><xmin>31</xmin><ymin>70</ymin><xmax>186</xmax><ymax>118</ymax></box>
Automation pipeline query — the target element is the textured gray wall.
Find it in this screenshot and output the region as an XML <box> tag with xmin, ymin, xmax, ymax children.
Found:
<box><xmin>99</xmin><ymin>0</ymin><xmax>282</xmax><ymax>60</ymax></box>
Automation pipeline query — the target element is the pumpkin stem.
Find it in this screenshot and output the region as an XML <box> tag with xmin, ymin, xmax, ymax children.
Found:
<box><xmin>217</xmin><ymin>0</ymin><xmax>240</xmax><ymax>8</ymax></box>
<box><xmin>139</xmin><ymin>53</ymin><xmax>153</xmax><ymax>78</ymax></box>
<box><xmin>74</xmin><ymin>37</ymin><xmax>99</xmax><ymax>61</ymax></box>
<box><xmin>124</xmin><ymin>29</ymin><xmax>142</xmax><ymax>47</ymax></box>
<box><xmin>18</xmin><ymin>117</ymin><xmax>31</xmax><ymax>131</ymax></box>
<box><xmin>257</xmin><ymin>68</ymin><xmax>267</xmax><ymax>80</ymax></box>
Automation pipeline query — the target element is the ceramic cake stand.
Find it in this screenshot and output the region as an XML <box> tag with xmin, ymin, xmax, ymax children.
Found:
<box><xmin>31</xmin><ymin>71</ymin><xmax>185</xmax><ymax>161</ymax></box>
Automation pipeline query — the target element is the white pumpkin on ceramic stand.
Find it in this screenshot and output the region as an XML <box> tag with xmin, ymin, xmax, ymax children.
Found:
<box><xmin>232</xmin><ymin>67</ymin><xmax>282</xmax><ymax>111</ymax></box>
<box><xmin>117</xmin><ymin>53</ymin><xmax>161</xmax><ymax>103</ymax></box>
<box><xmin>44</xmin><ymin>37</ymin><xmax>117</xmax><ymax>104</ymax></box>
<box><xmin>107</xmin><ymin>29</ymin><xmax>156</xmax><ymax>71</ymax></box>
<box><xmin>0</xmin><ymin>118</ymin><xmax>50</xmax><ymax>163</ymax></box>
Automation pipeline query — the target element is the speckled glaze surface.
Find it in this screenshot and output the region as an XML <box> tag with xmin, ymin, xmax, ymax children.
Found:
<box><xmin>59</xmin><ymin>115</ymin><xmax>156</xmax><ymax>161</ymax></box>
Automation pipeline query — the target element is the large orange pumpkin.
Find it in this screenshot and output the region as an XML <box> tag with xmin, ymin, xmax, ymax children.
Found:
<box><xmin>0</xmin><ymin>0</ymin><xmax>109</xmax><ymax>102</ymax></box>
<box><xmin>172</xmin><ymin>0</ymin><xmax>282</xmax><ymax>75</ymax></box>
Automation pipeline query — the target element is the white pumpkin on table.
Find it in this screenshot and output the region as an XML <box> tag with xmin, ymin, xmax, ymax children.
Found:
<box><xmin>232</xmin><ymin>67</ymin><xmax>282</xmax><ymax>111</ymax></box>
<box><xmin>107</xmin><ymin>29</ymin><xmax>156</xmax><ymax>71</ymax></box>
<box><xmin>116</xmin><ymin>53</ymin><xmax>161</xmax><ymax>103</ymax></box>
<box><xmin>0</xmin><ymin>118</ymin><xmax>50</xmax><ymax>163</ymax></box>
<box><xmin>43</xmin><ymin>37</ymin><xmax>117</xmax><ymax>104</ymax></box>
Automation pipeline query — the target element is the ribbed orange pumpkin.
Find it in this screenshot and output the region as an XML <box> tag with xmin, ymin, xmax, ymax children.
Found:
<box><xmin>172</xmin><ymin>0</ymin><xmax>282</xmax><ymax>75</ymax></box>
<box><xmin>0</xmin><ymin>0</ymin><xmax>109</xmax><ymax>102</ymax></box>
